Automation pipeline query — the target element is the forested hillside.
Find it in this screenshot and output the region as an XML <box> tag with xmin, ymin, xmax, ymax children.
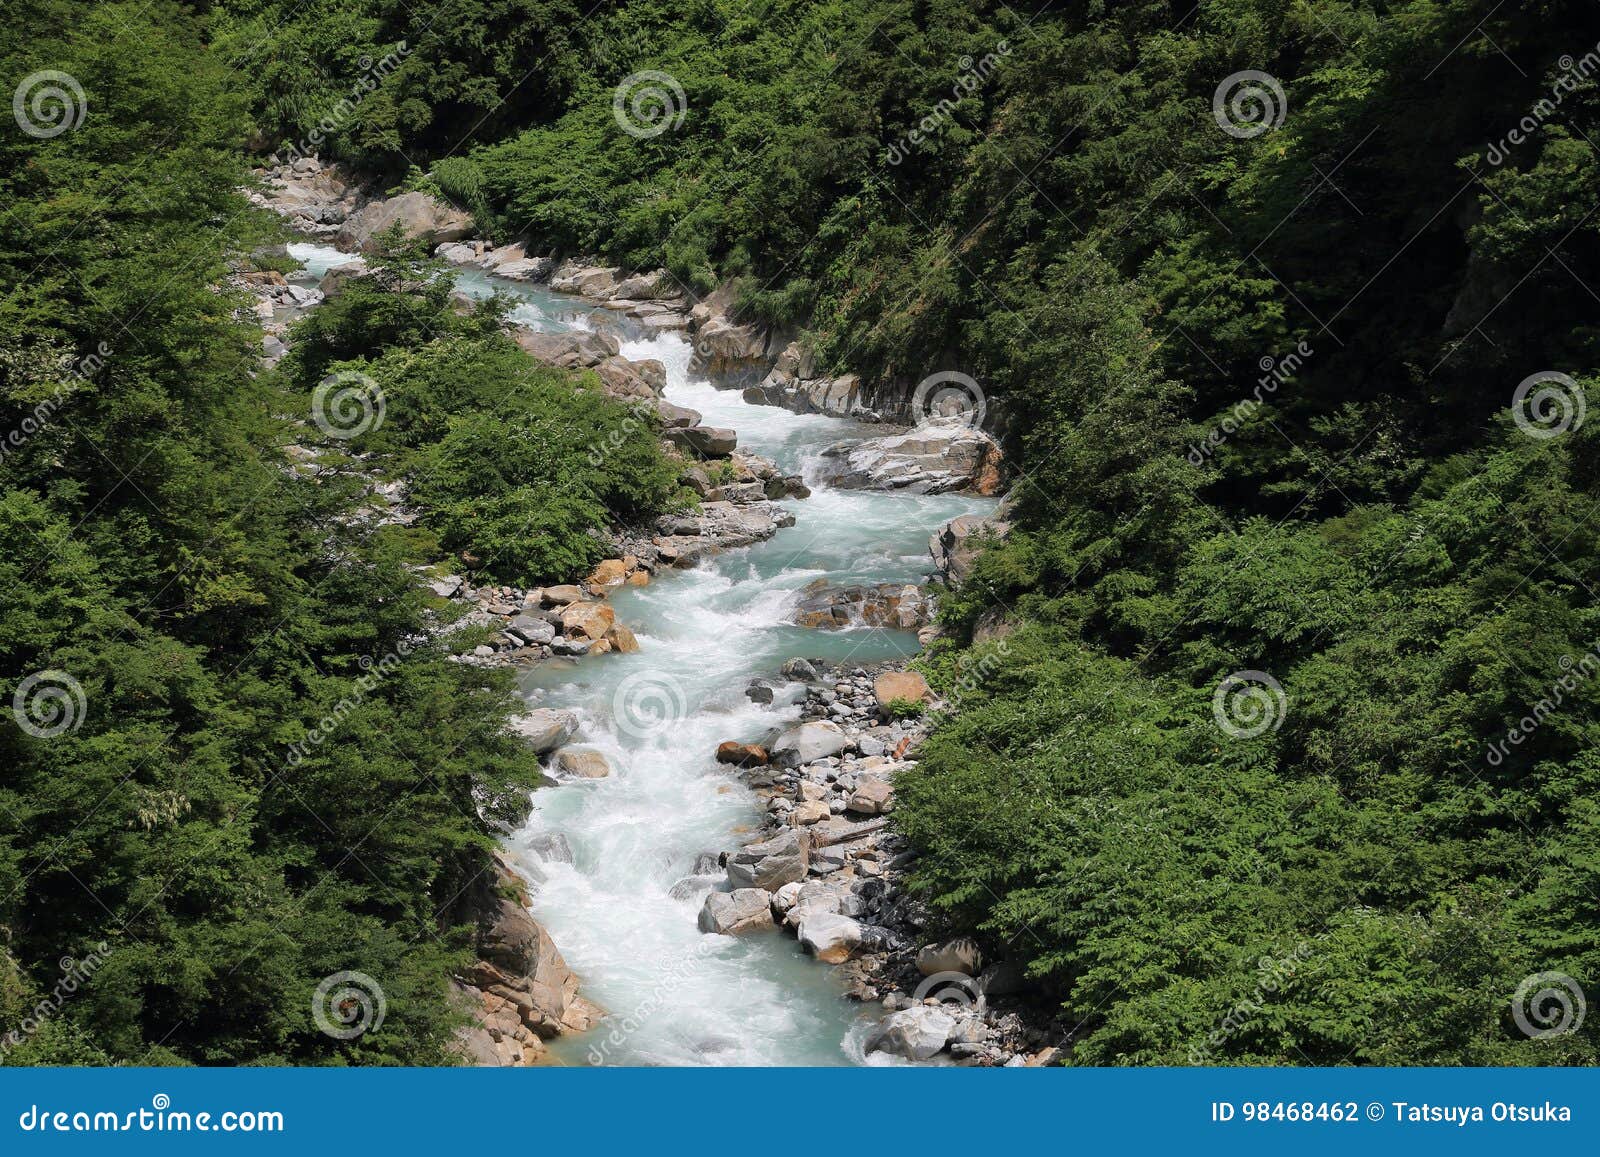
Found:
<box><xmin>6</xmin><ymin>0</ymin><xmax>1599</xmax><ymax>1064</ymax></box>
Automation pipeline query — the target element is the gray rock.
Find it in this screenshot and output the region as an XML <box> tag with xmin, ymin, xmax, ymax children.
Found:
<box><xmin>865</xmin><ymin>1006</ymin><xmax>956</xmax><ymax>1061</ymax></box>
<box><xmin>527</xmin><ymin>833</ymin><xmax>574</xmax><ymax>865</ymax></box>
<box><xmin>697</xmin><ymin>888</ymin><xmax>775</xmax><ymax>935</ymax></box>
<box><xmin>507</xmin><ymin>614</ymin><xmax>556</xmax><ymax>645</ymax></box>
<box><xmin>336</xmin><ymin>190</ymin><xmax>474</xmax><ymax>253</ymax></box>
<box><xmin>663</xmin><ymin>426</ymin><xmax>738</xmax><ymax>457</ymax></box>
<box><xmin>781</xmin><ymin>657</ymin><xmax>819</xmax><ymax>681</ymax></box>
<box><xmin>772</xmin><ymin>721</ymin><xmax>847</xmax><ymax>767</ymax></box>
<box><xmin>510</xmin><ymin>708</ymin><xmax>579</xmax><ymax>754</ymax></box>
<box><xmin>726</xmin><ymin>829</ymin><xmax>809</xmax><ymax>890</ymax></box>
<box><xmin>817</xmin><ymin>416</ymin><xmax>1002</xmax><ymax>496</ymax></box>
<box><xmin>916</xmin><ymin>937</ymin><xmax>984</xmax><ymax>977</ymax></box>
<box><xmin>795</xmin><ymin>912</ymin><xmax>864</xmax><ymax>963</ymax></box>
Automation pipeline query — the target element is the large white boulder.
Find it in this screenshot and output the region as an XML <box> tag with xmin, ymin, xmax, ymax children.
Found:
<box><xmin>697</xmin><ymin>889</ymin><xmax>775</xmax><ymax>935</ymax></box>
<box><xmin>510</xmin><ymin>709</ymin><xmax>579</xmax><ymax>754</ymax></box>
<box><xmin>771</xmin><ymin>720</ymin><xmax>847</xmax><ymax>767</ymax></box>
<box><xmin>865</xmin><ymin>1006</ymin><xmax>956</xmax><ymax>1061</ymax></box>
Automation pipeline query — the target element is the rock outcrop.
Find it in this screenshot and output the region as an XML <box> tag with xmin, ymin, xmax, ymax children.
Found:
<box><xmin>817</xmin><ymin>417</ymin><xmax>1003</xmax><ymax>495</ymax></box>
<box><xmin>929</xmin><ymin>510</ymin><xmax>1011</xmax><ymax>587</ymax></box>
<box><xmin>791</xmin><ymin>580</ymin><xmax>933</xmax><ymax>631</ymax></box>
<box><xmin>336</xmin><ymin>190</ymin><xmax>474</xmax><ymax>253</ymax></box>
<box><xmin>450</xmin><ymin>858</ymin><xmax>602</xmax><ymax>1066</ymax></box>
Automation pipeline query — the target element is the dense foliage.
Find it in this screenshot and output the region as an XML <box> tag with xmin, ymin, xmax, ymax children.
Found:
<box><xmin>0</xmin><ymin>1</ymin><xmax>565</xmax><ymax>1065</ymax></box>
<box><xmin>282</xmin><ymin>263</ymin><xmax>682</xmax><ymax>584</ymax></box>
<box><xmin>227</xmin><ymin>0</ymin><xmax>1600</xmax><ymax>1065</ymax></box>
<box><xmin>6</xmin><ymin>0</ymin><xmax>1598</xmax><ymax>1067</ymax></box>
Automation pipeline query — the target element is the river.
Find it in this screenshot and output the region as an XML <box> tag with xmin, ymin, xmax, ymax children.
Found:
<box><xmin>289</xmin><ymin>244</ymin><xmax>992</xmax><ymax>1065</ymax></box>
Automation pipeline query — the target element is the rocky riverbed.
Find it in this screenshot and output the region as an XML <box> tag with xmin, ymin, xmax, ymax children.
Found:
<box><xmin>245</xmin><ymin>153</ymin><xmax>1054</xmax><ymax>1067</ymax></box>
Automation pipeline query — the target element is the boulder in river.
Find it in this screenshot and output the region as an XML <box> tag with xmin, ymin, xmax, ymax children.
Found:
<box><xmin>865</xmin><ymin>1006</ymin><xmax>956</xmax><ymax>1061</ymax></box>
<box><xmin>473</xmin><ymin>896</ymin><xmax>603</xmax><ymax>1039</ymax></box>
<box><xmin>554</xmin><ymin>747</ymin><xmax>612</xmax><ymax>779</ymax></box>
<box><xmin>816</xmin><ymin>416</ymin><xmax>1003</xmax><ymax>495</ymax></box>
<box><xmin>792</xmin><ymin>580</ymin><xmax>932</xmax><ymax>631</ymax></box>
<box><xmin>560</xmin><ymin>601</ymin><xmax>616</xmax><ymax>640</ymax></box>
<box><xmin>512</xmin><ymin>329</ymin><xmax>620</xmax><ymax>369</ymax></box>
<box><xmin>715</xmin><ymin>741</ymin><xmax>769</xmax><ymax>767</ymax></box>
<box><xmin>510</xmin><ymin>708</ymin><xmax>579</xmax><ymax>754</ymax></box>
<box><xmin>726</xmin><ymin>829</ymin><xmax>809</xmax><ymax>890</ymax></box>
<box><xmin>697</xmin><ymin>888</ymin><xmax>776</xmax><ymax>935</ymax></box>
<box><xmin>795</xmin><ymin>912</ymin><xmax>865</xmax><ymax>963</ymax></box>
